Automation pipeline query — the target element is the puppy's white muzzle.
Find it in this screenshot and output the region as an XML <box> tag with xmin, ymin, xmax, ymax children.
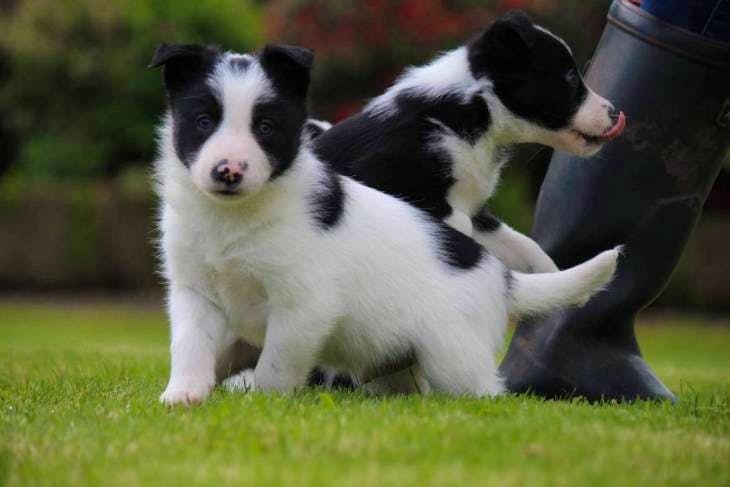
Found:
<box><xmin>554</xmin><ymin>89</ymin><xmax>626</xmax><ymax>157</ymax></box>
<box><xmin>191</xmin><ymin>131</ymin><xmax>273</xmax><ymax>201</ymax></box>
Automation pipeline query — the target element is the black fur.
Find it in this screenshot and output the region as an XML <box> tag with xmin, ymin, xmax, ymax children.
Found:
<box><xmin>469</xmin><ymin>11</ymin><xmax>588</xmax><ymax>130</ymax></box>
<box><xmin>254</xmin><ymin>45</ymin><xmax>314</xmax><ymax>179</ymax></box>
<box><xmin>309</xmin><ymin>169</ymin><xmax>346</xmax><ymax>230</ymax></box>
<box><xmin>315</xmin><ymin>91</ymin><xmax>491</xmax><ymax>221</ymax></box>
<box><xmin>150</xmin><ymin>43</ymin><xmax>222</xmax><ymax>167</ymax></box>
<box><xmin>150</xmin><ymin>43</ymin><xmax>220</xmax><ymax>95</ymax></box>
<box><xmin>259</xmin><ymin>44</ymin><xmax>313</xmax><ymax>100</ymax></box>
<box><xmin>472</xmin><ymin>206</ymin><xmax>502</xmax><ymax>233</ymax></box>
<box><xmin>433</xmin><ymin>221</ymin><xmax>485</xmax><ymax>270</ymax></box>
<box><xmin>251</xmin><ymin>98</ymin><xmax>308</xmax><ymax>178</ymax></box>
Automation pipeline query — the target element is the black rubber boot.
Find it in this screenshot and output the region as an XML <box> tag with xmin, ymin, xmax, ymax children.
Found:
<box><xmin>499</xmin><ymin>0</ymin><xmax>730</xmax><ymax>402</ymax></box>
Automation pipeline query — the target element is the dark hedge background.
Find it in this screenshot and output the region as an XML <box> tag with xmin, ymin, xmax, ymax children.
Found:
<box><xmin>0</xmin><ymin>0</ymin><xmax>728</xmax><ymax>310</ymax></box>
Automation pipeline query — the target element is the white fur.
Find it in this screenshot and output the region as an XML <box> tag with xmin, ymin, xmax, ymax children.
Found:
<box><xmin>157</xmin><ymin>56</ymin><xmax>619</xmax><ymax>405</ymax></box>
<box><xmin>307</xmin><ymin>118</ymin><xmax>333</xmax><ymax>132</ymax></box>
<box><xmin>366</xmin><ymin>48</ymin><xmax>474</xmax><ymax>118</ymax></box>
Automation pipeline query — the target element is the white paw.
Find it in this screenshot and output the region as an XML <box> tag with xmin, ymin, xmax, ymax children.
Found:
<box><xmin>160</xmin><ymin>379</ymin><xmax>214</xmax><ymax>407</ymax></box>
<box><xmin>222</xmin><ymin>368</ymin><xmax>257</xmax><ymax>393</ymax></box>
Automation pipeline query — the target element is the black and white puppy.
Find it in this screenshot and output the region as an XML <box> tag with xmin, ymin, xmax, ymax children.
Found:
<box><xmin>314</xmin><ymin>11</ymin><xmax>625</xmax><ymax>274</ymax></box>
<box><xmin>151</xmin><ymin>43</ymin><xmax>620</xmax><ymax>406</ymax></box>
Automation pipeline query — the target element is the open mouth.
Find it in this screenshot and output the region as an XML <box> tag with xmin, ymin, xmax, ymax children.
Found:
<box><xmin>573</xmin><ymin>111</ymin><xmax>626</xmax><ymax>145</ymax></box>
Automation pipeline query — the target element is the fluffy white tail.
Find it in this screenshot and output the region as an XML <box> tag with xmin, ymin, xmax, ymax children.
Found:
<box><xmin>507</xmin><ymin>247</ymin><xmax>621</xmax><ymax>317</ymax></box>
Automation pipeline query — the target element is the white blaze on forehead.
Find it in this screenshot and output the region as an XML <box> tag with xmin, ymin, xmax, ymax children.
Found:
<box><xmin>188</xmin><ymin>55</ymin><xmax>275</xmax><ymax>197</ymax></box>
<box><xmin>208</xmin><ymin>54</ymin><xmax>273</xmax><ymax>130</ymax></box>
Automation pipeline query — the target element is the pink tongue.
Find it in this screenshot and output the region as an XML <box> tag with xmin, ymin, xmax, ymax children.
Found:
<box><xmin>601</xmin><ymin>111</ymin><xmax>626</xmax><ymax>141</ymax></box>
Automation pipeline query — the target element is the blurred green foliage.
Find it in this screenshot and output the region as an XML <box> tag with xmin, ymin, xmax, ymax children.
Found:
<box><xmin>0</xmin><ymin>0</ymin><xmax>613</xmax><ymax>185</ymax></box>
<box><xmin>0</xmin><ymin>0</ymin><xmax>262</xmax><ymax>180</ymax></box>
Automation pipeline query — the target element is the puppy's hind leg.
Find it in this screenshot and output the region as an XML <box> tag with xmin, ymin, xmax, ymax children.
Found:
<box><xmin>415</xmin><ymin>329</ymin><xmax>504</xmax><ymax>397</ymax></box>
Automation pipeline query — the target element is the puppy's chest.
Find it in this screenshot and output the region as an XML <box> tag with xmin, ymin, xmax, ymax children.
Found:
<box><xmin>204</xmin><ymin>256</ymin><xmax>269</xmax><ymax>346</ymax></box>
<box><xmin>189</xmin><ymin>236</ymin><xmax>270</xmax><ymax>346</ymax></box>
<box><xmin>442</xmin><ymin>134</ymin><xmax>504</xmax><ymax>216</ymax></box>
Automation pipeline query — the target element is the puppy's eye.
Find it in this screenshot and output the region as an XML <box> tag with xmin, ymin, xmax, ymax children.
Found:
<box><xmin>565</xmin><ymin>69</ymin><xmax>579</xmax><ymax>87</ymax></box>
<box><xmin>196</xmin><ymin>114</ymin><xmax>214</xmax><ymax>132</ymax></box>
<box><xmin>255</xmin><ymin>119</ymin><xmax>275</xmax><ymax>136</ymax></box>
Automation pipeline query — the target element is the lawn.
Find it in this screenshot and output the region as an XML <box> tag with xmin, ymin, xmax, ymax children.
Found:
<box><xmin>1</xmin><ymin>301</ymin><xmax>729</xmax><ymax>486</ymax></box>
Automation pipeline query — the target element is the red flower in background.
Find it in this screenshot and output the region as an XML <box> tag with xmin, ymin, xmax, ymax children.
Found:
<box><xmin>265</xmin><ymin>0</ymin><xmax>493</xmax><ymax>54</ymax></box>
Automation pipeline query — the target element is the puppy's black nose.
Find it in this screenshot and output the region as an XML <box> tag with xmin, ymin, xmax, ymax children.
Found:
<box><xmin>211</xmin><ymin>159</ymin><xmax>244</xmax><ymax>187</ymax></box>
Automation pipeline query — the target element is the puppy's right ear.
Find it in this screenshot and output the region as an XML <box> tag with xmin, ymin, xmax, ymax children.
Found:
<box><xmin>149</xmin><ymin>43</ymin><xmax>219</xmax><ymax>94</ymax></box>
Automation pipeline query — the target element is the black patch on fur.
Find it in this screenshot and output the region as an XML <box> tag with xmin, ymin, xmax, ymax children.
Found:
<box><xmin>309</xmin><ymin>169</ymin><xmax>345</xmax><ymax>230</ymax></box>
<box><xmin>251</xmin><ymin>98</ymin><xmax>308</xmax><ymax>178</ymax></box>
<box><xmin>433</xmin><ymin>221</ymin><xmax>485</xmax><ymax>270</ymax></box>
<box><xmin>253</xmin><ymin>44</ymin><xmax>314</xmax><ymax>178</ymax></box>
<box><xmin>472</xmin><ymin>206</ymin><xmax>502</xmax><ymax>233</ymax></box>
<box><xmin>172</xmin><ymin>87</ymin><xmax>222</xmax><ymax>167</ymax></box>
<box><xmin>468</xmin><ymin>10</ymin><xmax>587</xmax><ymax>130</ymax></box>
<box><xmin>150</xmin><ymin>43</ymin><xmax>222</xmax><ymax>167</ymax></box>
<box><xmin>315</xmin><ymin>91</ymin><xmax>490</xmax><ymax>220</ymax></box>
<box><xmin>259</xmin><ymin>44</ymin><xmax>313</xmax><ymax>99</ymax></box>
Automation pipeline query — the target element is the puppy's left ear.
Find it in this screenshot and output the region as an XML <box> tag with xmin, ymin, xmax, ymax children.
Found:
<box><xmin>469</xmin><ymin>10</ymin><xmax>537</xmax><ymax>77</ymax></box>
<box><xmin>259</xmin><ymin>44</ymin><xmax>314</xmax><ymax>99</ymax></box>
<box><xmin>491</xmin><ymin>10</ymin><xmax>537</xmax><ymax>50</ymax></box>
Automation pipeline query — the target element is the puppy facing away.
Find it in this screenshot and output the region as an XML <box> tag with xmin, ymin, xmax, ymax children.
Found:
<box><xmin>151</xmin><ymin>42</ymin><xmax>620</xmax><ymax>406</ymax></box>
<box><xmin>314</xmin><ymin>10</ymin><xmax>626</xmax><ymax>274</ymax></box>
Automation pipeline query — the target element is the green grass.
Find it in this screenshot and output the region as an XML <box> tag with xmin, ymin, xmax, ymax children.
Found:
<box><xmin>1</xmin><ymin>302</ymin><xmax>729</xmax><ymax>486</ymax></box>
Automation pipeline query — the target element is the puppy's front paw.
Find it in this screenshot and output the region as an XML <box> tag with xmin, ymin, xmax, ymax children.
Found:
<box><xmin>160</xmin><ymin>380</ymin><xmax>214</xmax><ymax>407</ymax></box>
<box><xmin>222</xmin><ymin>368</ymin><xmax>257</xmax><ymax>393</ymax></box>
